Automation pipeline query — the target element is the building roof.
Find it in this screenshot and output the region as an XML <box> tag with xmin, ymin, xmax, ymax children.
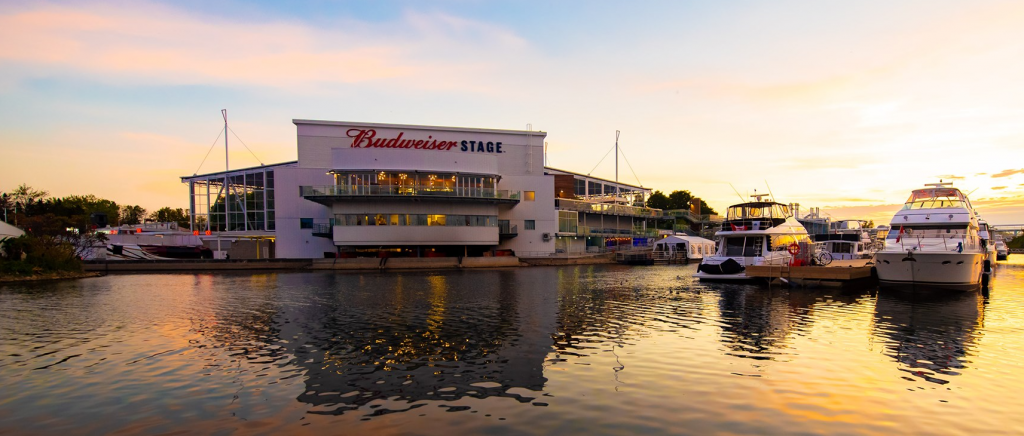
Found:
<box><xmin>293</xmin><ymin>119</ymin><xmax>547</xmax><ymax>136</ymax></box>
<box><xmin>181</xmin><ymin>161</ymin><xmax>298</xmax><ymax>181</ymax></box>
<box><xmin>544</xmin><ymin>166</ymin><xmax>649</xmax><ymax>192</ymax></box>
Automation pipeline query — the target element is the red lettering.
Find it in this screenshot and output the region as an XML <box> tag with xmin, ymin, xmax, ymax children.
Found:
<box><xmin>414</xmin><ymin>140</ymin><xmax>424</xmax><ymax>149</ymax></box>
<box><xmin>346</xmin><ymin>128</ymin><xmax>376</xmax><ymax>148</ymax></box>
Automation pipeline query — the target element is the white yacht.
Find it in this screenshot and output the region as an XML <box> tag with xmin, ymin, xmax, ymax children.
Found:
<box><xmin>694</xmin><ymin>194</ymin><xmax>813</xmax><ymax>280</ymax></box>
<box><xmin>977</xmin><ymin>217</ymin><xmax>998</xmax><ymax>265</ymax></box>
<box><xmin>994</xmin><ymin>235</ymin><xmax>1009</xmax><ymax>261</ymax></box>
<box><xmin>813</xmin><ymin>219</ymin><xmax>877</xmax><ymax>261</ymax></box>
<box><xmin>874</xmin><ymin>182</ymin><xmax>986</xmax><ymax>290</ymax></box>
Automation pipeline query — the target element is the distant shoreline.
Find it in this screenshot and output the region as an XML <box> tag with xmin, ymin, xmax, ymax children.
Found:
<box><xmin>0</xmin><ymin>271</ymin><xmax>102</xmax><ymax>283</ymax></box>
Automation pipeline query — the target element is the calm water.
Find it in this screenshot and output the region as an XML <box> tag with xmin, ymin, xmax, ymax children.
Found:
<box><xmin>3</xmin><ymin>259</ymin><xmax>1024</xmax><ymax>435</ymax></box>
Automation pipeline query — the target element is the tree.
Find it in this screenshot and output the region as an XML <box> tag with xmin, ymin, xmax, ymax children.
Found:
<box><xmin>667</xmin><ymin>190</ymin><xmax>693</xmax><ymax>210</ymax></box>
<box><xmin>120</xmin><ymin>205</ymin><xmax>147</xmax><ymax>225</ymax></box>
<box><xmin>149</xmin><ymin>207</ymin><xmax>190</xmax><ymax>228</ymax></box>
<box><xmin>646</xmin><ymin>191</ymin><xmax>670</xmax><ymax>209</ymax></box>
<box><xmin>10</xmin><ymin>184</ymin><xmax>48</xmax><ymax>206</ymax></box>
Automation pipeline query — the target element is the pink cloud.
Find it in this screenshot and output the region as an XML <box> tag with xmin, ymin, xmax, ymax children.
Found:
<box><xmin>0</xmin><ymin>3</ymin><xmax>528</xmax><ymax>91</ymax></box>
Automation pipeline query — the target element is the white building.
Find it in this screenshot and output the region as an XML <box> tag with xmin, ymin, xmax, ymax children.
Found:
<box><xmin>182</xmin><ymin>120</ymin><xmax>661</xmax><ymax>259</ymax></box>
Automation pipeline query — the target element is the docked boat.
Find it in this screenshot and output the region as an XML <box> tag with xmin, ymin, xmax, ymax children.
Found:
<box><xmin>694</xmin><ymin>194</ymin><xmax>813</xmax><ymax>280</ymax></box>
<box><xmin>874</xmin><ymin>182</ymin><xmax>986</xmax><ymax>290</ymax></box>
<box><xmin>86</xmin><ymin>221</ymin><xmax>213</xmax><ymax>260</ymax></box>
<box><xmin>652</xmin><ymin>234</ymin><xmax>716</xmax><ymax>263</ymax></box>
<box><xmin>812</xmin><ymin>220</ymin><xmax>877</xmax><ymax>261</ymax></box>
<box><xmin>978</xmin><ymin>217</ymin><xmax>998</xmax><ymax>265</ymax></box>
<box><xmin>994</xmin><ymin>235</ymin><xmax>1009</xmax><ymax>261</ymax></box>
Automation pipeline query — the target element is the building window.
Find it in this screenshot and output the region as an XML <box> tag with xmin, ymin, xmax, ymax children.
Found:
<box><xmin>588</xmin><ymin>181</ymin><xmax>601</xmax><ymax>196</ymax></box>
<box><xmin>574</xmin><ymin>178</ymin><xmax>586</xmax><ymax>197</ymax></box>
<box><xmin>525</xmin><ymin>220</ymin><xmax>536</xmax><ymax>230</ymax></box>
<box><xmin>300</xmin><ymin>218</ymin><xmax>314</xmax><ymax>229</ymax></box>
<box><xmin>525</xmin><ymin>191</ymin><xmax>535</xmax><ymax>201</ymax></box>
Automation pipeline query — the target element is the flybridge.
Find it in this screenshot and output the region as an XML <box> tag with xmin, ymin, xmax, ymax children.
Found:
<box><xmin>346</xmin><ymin>129</ymin><xmax>505</xmax><ymax>154</ymax></box>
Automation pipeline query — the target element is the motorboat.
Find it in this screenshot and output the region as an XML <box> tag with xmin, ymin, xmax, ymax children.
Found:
<box><xmin>86</xmin><ymin>221</ymin><xmax>213</xmax><ymax>260</ymax></box>
<box><xmin>812</xmin><ymin>219</ymin><xmax>878</xmax><ymax>261</ymax></box>
<box><xmin>994</xmin><ymin>235</ymin><xmax>1009</xmax><ymax>261</ymax></box>
<box><xmin>977</xmin><ymin>217</ymin><xmax>998</xmax><ymax>265</ymax></box>
<box><xmin>874</xmin><ymin>182</ymin><xmax>986</xmax><ymax>290</ymax></box>
<box><xmin>694</xmin><ymin>194</ymin><xmax>813</xmax><ymax>280</ymax></box>
<box><xmin>652</xmin><ymin>234</ymin><xmax>715</xmax><ymax>263</ymax></box>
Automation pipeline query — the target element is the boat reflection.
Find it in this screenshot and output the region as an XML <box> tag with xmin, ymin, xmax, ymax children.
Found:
<box><xmin>871</xmin><ymin>288</ymin><xmax>985</xmax><ymax>384</ymax></box>
<box><xmin>715</xmin><ymin>284</ymin><xmax>872</xmax><ymax>360</ymax></box>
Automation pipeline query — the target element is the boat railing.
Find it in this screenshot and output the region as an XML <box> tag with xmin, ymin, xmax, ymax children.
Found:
<box><xmin>890</xmin><ymin>234</ymin><xmax>979</xmax><ymax>253</ymax></box>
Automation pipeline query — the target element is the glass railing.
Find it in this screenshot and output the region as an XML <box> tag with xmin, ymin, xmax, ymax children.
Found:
<box><xmin>301</xmin><ymin>185</ymin><xmax>520</xmax><ymax>201</ymax></box>
<box><xmin>555</xmin><ymin>198</ymin><xmax>664</xmax><ymax>218</ymax></box>
<box><xmin>561</xmin><ymin>225</ymin><xmax>658</xmax><ymax>237</ymax></box>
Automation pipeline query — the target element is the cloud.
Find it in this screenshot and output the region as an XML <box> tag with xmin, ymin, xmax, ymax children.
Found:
<box><xmin>992</xmin><ymin>186</ymin><xmax>1007</xmax><ymax>190</ymax></box>
<box><xmin>992</xmin><ymin>168</ymin><xmax>1024</xmax><ymax>178</ymax></box>
<box><xmin>936</xmin><ymin>174</ymin><xmax>965</xmax><ymax>180</ymax></box>
<box><xmin>0</xmin><ymin>2</ymin><xmax>529</xmax><ymax>92</ymax></box>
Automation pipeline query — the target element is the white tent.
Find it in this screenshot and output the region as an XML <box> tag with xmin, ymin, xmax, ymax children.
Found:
<box><xmin>0</xmin><ymin>221</ymin><xmax>24</xmax><ymax>240</ymax></box>
<box><xmin>652</xmin><ymin>235</ymin><xmax>716</xmax><ymax>260</ymax></box>
<box><xmin>1</xmin><ymin>221</ymin><xmax>25</xmax><ymax>256</ymax></box>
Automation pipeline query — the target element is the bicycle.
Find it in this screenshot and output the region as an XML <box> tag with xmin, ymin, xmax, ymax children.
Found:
<box><xmin>813</xmin><ymin>251</ymin><xmax>833</xmax><ymax>266</ymax></box>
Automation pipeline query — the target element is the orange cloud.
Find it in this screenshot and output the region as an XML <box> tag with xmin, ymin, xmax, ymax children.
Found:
<box><xmin>992</xmin><ymin>169</ymin><xmax>1024</xmax><ymax>178</ymax></box>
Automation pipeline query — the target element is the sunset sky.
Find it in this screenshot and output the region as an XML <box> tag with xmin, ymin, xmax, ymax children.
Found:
<box><xmin>2</xmin><ymin>1</ymin><xmax>1024</xmax><ymax>225</ymax></box>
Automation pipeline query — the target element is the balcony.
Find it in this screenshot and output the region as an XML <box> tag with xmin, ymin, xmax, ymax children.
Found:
<box><xmin>499</xmin><ymin>220</ymin><xmax>518</xmax><ymax>239</ymax></box>
<box><xmin>556</xmin><ymin>198</ymin><xmax>664</xmax><ymax>218</ymax></box>
<box><xmin>301</xmin><ymin>185</ymin><xmax>521</xmax><ymax>205</ymax></box>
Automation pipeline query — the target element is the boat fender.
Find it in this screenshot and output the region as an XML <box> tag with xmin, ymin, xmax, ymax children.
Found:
<box><xmin>984</xmin><ymin>260</ymin><xmax>991</xmax><ymax>273</ymax></box>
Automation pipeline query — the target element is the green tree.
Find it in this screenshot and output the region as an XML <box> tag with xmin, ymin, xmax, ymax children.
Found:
<box><xmin>646</xmin><ymin>191</ymin><xmax>670</xmax><ymax>209</ymax></box>
<box><xmin>149</xmin><ymin>207</ymin><xmax>190</xmax><ymax>228</ymax></box>
<box><xmin>120</xmin><ymin>205</ymin><xmax>147</xmax><ymax>225</ymax></box>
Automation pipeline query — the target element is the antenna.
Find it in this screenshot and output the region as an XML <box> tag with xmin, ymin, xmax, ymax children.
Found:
<box><xmin>764</xmin><ymin>180</ymin><xmax>776</xmax><ymax>202</ymax></box>
<box><xmin>728</xmin><ymin>183</ymin><xmax>745</xmax><ymax>201</ymax></box>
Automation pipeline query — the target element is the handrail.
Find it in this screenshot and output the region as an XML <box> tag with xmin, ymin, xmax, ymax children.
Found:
<box><xmin>301</xmin><ymin>185</ymin><xmax>520</xmax><ymax>200</ymax></box>
<box><xmin>555</xmin><ymin>198</ymin><xmax>664</xmax><ymax>218</ymax></box>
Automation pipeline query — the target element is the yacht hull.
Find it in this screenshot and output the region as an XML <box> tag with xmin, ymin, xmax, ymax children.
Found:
<box><xmin>874</xmin><ymin>251</ymin><xmax>985</xmax><ymax>290</ymax></box>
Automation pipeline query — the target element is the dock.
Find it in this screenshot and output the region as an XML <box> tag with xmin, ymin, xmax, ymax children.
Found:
<box><xmin>744</xmin><ymin>259</ymin><xmax>875</xmax><ymax>284</ymax></box>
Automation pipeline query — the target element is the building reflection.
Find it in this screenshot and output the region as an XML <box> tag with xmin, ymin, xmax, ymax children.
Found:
<box><xmin>268</xmin><ymin>270</ymin><xmax>557</xmax><ymax>416</ymax></box>
<box><xmin>871</xmin><ymin>288</ymin><xmax>985</xmax><ymax>384</ymax></box>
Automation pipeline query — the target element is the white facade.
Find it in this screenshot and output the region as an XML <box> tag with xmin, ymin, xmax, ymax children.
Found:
<box><xmin>275</xmin><ymin>120</ymin><xmax>555</xmax><ymax>257</ymax></box>
<box><xmin>183</xmin><ymin>120</ymin><xmax>664</xmax><ymax>259</ymax></box>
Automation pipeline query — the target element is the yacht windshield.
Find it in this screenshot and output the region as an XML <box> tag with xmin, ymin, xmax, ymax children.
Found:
<box><xmin>902</xmin><ymin>188</ymin><xmax>967</xmax><ymax>210</ymax></box>
<box><xmin>726</xmin><ymin>203</ymin><xmax>791</xmax><ymax>220</ymax></box>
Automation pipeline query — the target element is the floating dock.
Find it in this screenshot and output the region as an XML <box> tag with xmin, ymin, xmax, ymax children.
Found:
<box><xmin>744</xmin><ymin>259</ymin><xmax>875</xmax><ymax>284</ymax></box>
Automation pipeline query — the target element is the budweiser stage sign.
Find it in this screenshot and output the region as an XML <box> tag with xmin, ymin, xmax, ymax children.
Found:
<box><xmin>347</xmin><ymin>129</ymin><xmax>505</xmax><ymax>154</ymax></box>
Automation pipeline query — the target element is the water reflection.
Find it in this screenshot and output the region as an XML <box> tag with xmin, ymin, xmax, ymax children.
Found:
<box><xmin>262</xmin><ymin>271</ymin><xmax>555</xmax><ymax>416</ymax></box>
<box><xmin>872</xmin><ymin>288</ymin><xmax>985</xmax><ymax>384</ymax></box>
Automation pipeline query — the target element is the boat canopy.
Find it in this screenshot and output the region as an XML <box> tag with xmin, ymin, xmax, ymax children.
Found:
<box><xmin>725</xmin><ymin>202</ymin><xmax>791</xmax><ymax>221</ymax></box>
<box><xmin>902</xmin><ymin>187</ymin><xmax>970</xmax><ymax>210</ymax></box>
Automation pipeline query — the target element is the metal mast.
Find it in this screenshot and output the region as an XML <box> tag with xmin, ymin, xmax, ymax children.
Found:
<box><xmin>615</xmin><ymin>130</ymin><xmax>620</xmax><ymax>198</ymax></box>
<box><xmin>222</xmin><ymin>109</ymin><xmax>229</xmax><ymax>232</ymax></box>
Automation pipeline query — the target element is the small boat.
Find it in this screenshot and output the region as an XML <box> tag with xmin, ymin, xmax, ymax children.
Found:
<box><xmin>812</xmin><ymin>220</ymin><xmax>877</xmax><ymax>261</ymax></box>
<box><xmin>652</xmin><ymin>234</ymin><xmax>716</xmax><ymax>263</ymax></box>
<box><xmin>978</xmin><ymin>217</ymin><xmax>998</xmax><ymax>265</ymax></box>
<box><xmin>874</xmin><ymin>182</ymin><xmax>986</xmax><ymax>290</ymax></box>
<box><xmin>85</xmin><ymin>221</ymin><xmax>213</xmax><ymax>260</ymax></box>
<box><xmin>994</xmin><ymin>235</ymin><xmax>1009</xmax><ymax>261</ymax></box>
<box><xmin>694</xmin><ymin>194</ymin><xmax>813</xmax><ymax>280</ymax></box>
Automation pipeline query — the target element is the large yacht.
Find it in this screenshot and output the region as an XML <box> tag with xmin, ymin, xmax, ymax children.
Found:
<box><xmin>694</xmin><ymin>194</ymin><xmax>813</xmax><ymax>280</ymax></box>
<box><xmin>874</xmin><ymin>182</ymin><xmax>986</xmax><ymax>290</ymax></box>
<box><xmin>994</xmin><ymin>235</ymin><xmax>1009</xmax><ymax>261</ymax></box>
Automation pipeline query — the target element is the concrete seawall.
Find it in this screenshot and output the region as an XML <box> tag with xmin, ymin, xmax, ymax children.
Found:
<box><xmin>518</xmin><ymin>253</ymin><xmax>615</xmax><ymax>266</ymax></box>
<box><xmin>84</xmin><ymin>256</ymin><xmax>523</xmax><ymax>272</ymax></box>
